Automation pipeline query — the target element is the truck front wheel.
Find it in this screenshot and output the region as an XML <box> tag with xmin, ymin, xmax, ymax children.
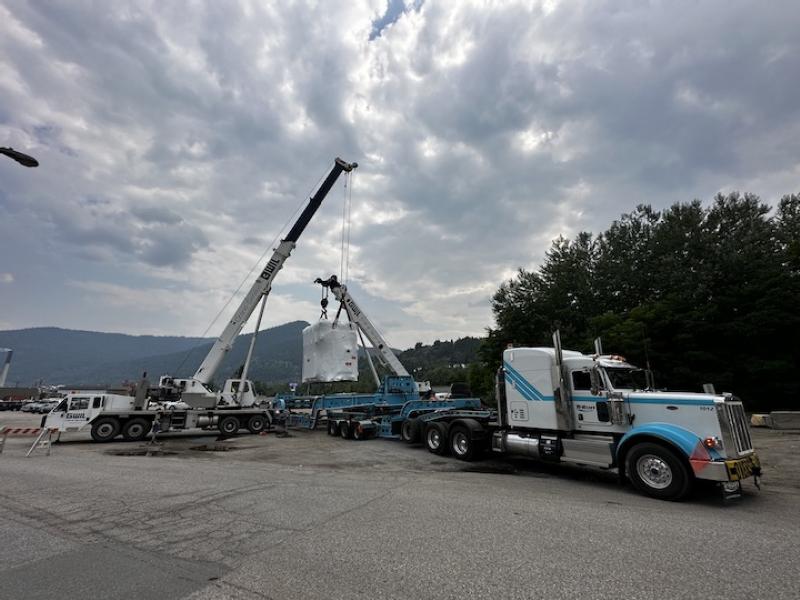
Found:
<box><xmin>625</xmin><ymin>442</ymin><xmax>691</xmax><ymax>501</ymax></box>
<box><xmin>425</xmin><ymin>422</ymin><xmax>449</xmax><ymax>455</ymax></box>
<box><xmin>90</xmin><ymin>418</ymin><xmax>120</xmax><ymax>443</ymax></box>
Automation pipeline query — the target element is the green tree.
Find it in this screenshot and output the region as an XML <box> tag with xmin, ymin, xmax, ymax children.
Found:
<box><xmin>487</xmin><ymin>192</ymin><xmax>800</xmax><ymax>410</ymax></box>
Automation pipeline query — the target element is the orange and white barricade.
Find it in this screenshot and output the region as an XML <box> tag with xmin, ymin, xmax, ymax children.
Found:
<box><xmin>0</xmin><ymin>427</ymin><xmax>58</xmax><ymax>457</ymax></box>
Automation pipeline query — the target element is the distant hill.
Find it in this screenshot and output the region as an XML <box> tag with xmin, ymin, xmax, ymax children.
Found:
<box><xmin>0</xmin><ymin>322</ymin><xmax>309</xmax><ymax>387</ymax></box>
<box><xmin>0</xmin><ymin>324</ymin><xmax>484</xmax><ymax>389</ymax></box>
<box><xmin>397</xmin><ymin>337</ymin><xmax>482</xmax><ymax>371</ymax></box>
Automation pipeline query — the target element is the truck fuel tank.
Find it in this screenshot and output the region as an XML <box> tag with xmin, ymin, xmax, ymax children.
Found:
<box><xmin>493</xmin><ymin>431</ymin><xmax>540</xmax><ymax>458</ymax></box>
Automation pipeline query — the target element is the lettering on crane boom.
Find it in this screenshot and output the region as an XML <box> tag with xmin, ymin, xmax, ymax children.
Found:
<box><xmin>345</xmin><ymin>297</ymin><xmax>361</xmax><ymax>317</ymax></box>
<box><xmin>260</xmin><ymin>257</ymin><xmax>282</xmax><ymax>280</ymax></box>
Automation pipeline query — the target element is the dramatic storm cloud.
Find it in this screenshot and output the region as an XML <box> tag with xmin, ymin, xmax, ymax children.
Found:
<box><xmin>1</xmin><ymin>0</ymin><xmax>798</xmax><ymax>348</ymax></box>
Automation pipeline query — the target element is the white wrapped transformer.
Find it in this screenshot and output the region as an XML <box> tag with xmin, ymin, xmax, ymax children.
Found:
<box><xmin>302</xmin><ymin>320</ymin><xmax>359</xmax><ymax>382</ymax></box>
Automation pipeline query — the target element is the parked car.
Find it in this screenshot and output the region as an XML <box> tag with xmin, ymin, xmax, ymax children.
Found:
<box><xmin>37</xmin><ymin>400</ymin><xmax>61</xmax><ymax>413</ymax></box>
<box><xmin>21</xmin><ymin>401</ymin><xmax>43</xmax><ymax>413</ymax></box>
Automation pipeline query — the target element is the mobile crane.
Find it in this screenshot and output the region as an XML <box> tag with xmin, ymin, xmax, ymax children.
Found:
<box><xmin>44</xmin><ymin>158</ymin><xmax>357</xmax><ymax>442</ymax></box>
<box><xmin>289</xmin><ymin>275</ymin><xmax>481</xmax><ymax>438</ymax></box>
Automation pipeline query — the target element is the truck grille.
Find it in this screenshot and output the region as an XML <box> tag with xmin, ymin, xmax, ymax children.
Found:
<box><xmin>721</xmin><ymin>400</ymin><xmax>753</xmax><ymax>456</ymax></box>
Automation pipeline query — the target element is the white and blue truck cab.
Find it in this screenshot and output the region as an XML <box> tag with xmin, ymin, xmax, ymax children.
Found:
<box><xmin>412</xmin><ymin>334</ymin><xmax>760</xmax><ymax>501</ymax></box>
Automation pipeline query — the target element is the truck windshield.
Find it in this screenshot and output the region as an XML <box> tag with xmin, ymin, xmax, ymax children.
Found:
<box><xmin>604</xmin><ymin>367</ymin><xmax>647</xmax><ymax>390</ymax></box>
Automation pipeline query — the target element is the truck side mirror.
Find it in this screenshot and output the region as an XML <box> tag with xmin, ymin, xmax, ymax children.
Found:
<box><xmin>589</xmin><ymin>367</ymin><xmax>601</xmax><ymax>396</ymax></box>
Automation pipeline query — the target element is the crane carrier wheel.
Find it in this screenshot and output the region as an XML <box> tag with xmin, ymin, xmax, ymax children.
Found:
<box><xmin>91</xmin><ymin>417</ymin><xmax>120</xmax><ymax>442</ymax></box>
<box><xmin>247</xmin><ymin>415</ymin><xmax>268</xmax><ymax>434</ymax></box>
<box><xmin>122</xmin><ymin>418</ymin><xmax>150</xmax><ymax>442</ymax></box>
<box><xmin>218</xmin><ymin>416</ymin><xmax>240</xmax><ymax>436</ymax></box>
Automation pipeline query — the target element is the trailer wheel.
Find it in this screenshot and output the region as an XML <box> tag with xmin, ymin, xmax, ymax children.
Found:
<box><xmin>352</xmin><ymin>423</ymin><xmax>367</xmax><ymax>441</ymax></box>
<box><xmin>218</xmin><ymin>416</ymin><xmax>240</xmax><ymax>436</ymax></box>
<box><xmin>328</xmin><ymin>419</ymin><xmax>340</xmax><ymax>436</ymax></box>
<box><xmin>90</xmin><ymin>417</ymin><xmax>120</xmax><ymax>443</ymax></box>
<box><xmin>122</xmin><ymin>418</ymin><xmax>150</xmax><ymax>442</ymax></box>
<box><xmin>625</xmin><ymin>442</ymin><xmax>692</xmax><ymax>501</ymax></box>
<box><xmin>425</xmin><ymin>422</ymin><xmax>449</xmax><ymax>455</ymax></box>
<box><xmin>400</xmin><ymin>418</ymin><xmax>421</xmax><ymax>444</ymax></box>
<box><xmin>247</xmin><ymin>415</ymin><xmax>267</xmax><ymax>434</ymax></box>
<box><xmin>339</xmin><ymin>421</ymin><xmax>353</xmax><ymax>439</ymax></box>
<box><xmin>449</xmin><ymin>426</ymin><xmax>478</xmax><ymax>461</ymax></box>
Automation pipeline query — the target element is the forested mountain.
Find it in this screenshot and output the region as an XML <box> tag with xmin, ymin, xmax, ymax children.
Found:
<box><xmin>481</xmin><ymin>192</ymin><xmax>800</xmax><ymax>411</ymax></box>
<box><xmin>0</xmin><ymin>322</ymin><xmax>308</xmax><ymax>387</ymax></box>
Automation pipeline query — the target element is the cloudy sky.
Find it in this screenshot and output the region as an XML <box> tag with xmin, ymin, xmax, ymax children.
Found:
<box><xmin>1</xmin><ymin>0</ymin><xmax>798</xmax><ymax>349</ymax></box>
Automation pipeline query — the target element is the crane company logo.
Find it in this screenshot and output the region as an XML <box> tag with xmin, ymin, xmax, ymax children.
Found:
<box><xmin>66</xmin><ymin>412</ymin><xmax>85</xmax><ymax>419</ymax></box>
<box><xmin>260</xmin><ymin>257</ymin><xmax>282</xmax><ymax>280</ymax></box>
<box><xmin>345</xmin><ymin>298</ymin><xmax>361</xmax><ymax>317</ymax></box>
<box><xmin>576</xmin><ymin>404</ymin><xmax>596</xmax><ymax>412</ymax></box>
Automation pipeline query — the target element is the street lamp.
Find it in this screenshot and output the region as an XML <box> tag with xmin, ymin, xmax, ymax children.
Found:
<box><xmin>0</xmin><ymin>147</ymin><xmax>39</xmax><ymax>167</ymax></box>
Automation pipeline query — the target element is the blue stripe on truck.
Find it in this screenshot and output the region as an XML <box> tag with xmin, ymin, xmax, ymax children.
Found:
<box><xmin>504</xmin><ymin>362</ymin><xmax>715</xmax><ymax>407</ymax></box>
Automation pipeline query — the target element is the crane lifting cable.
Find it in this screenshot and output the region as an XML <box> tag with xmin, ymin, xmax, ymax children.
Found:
<box><xmin>339</xmin><ymin>169</ymin><xmax>355</xmax><ymax>284</ymax></box>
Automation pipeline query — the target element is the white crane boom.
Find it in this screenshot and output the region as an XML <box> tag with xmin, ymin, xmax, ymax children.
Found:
<box><xmin>193</xmin><ymin>158</ymin><xmax>357</xmax><ymax>384</ymax></box>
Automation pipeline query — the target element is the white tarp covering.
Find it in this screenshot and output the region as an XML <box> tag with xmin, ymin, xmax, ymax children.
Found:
<box><xmin>302</xmin><ymin>320</ymin><xmax>359</xmax><ymax>382</ymax></box>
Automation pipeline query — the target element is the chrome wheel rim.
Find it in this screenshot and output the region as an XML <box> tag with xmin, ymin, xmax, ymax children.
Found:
<box><xmin>97</xmin><ymin>423</ymin><xmax>114</xmax><ymax>438</ymax></box>
<box><xmin>128</xmin><ymin>423</ymin><xmax>144</xmax><ymax>437</ymax></box>
<box><xmin>428</xmin><ymin>429</ymin><xmax>441</xmax><ymax>449</ymax></box>
<box><xmin>637</xmin><ymin>454</ymin><xmax>673</xmax><ymax>489</ymax></box>
<box><xmin>453</xmin><ymin>432</ymin><xmax>469</xmax><ymax>455</ymax></box>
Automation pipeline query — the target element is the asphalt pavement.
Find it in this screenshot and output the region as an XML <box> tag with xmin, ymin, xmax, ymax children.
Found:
<box><xmin>1</xmin><ymin>411</ymin><xmax>798</xmax><ymax>600</ymax></box>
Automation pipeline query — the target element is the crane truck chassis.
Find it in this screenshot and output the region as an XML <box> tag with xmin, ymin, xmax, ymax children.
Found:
<box><xmin>321</xmin><ymin>334</ymin><xmax>761</xmax><ymax>501</ymax></box>
<box><xmin>41</xmin><ymin>392</ymin><xmax>274</xmax><ymax>442</ymax></box>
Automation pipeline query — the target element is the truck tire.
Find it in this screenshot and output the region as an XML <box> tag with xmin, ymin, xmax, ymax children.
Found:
<box><xmin>218</xmin><ymin>416</ymin><xmax>240</xmax><ymax>436</ymax></box>
<box><xmin>625</xmin><ymin>442</ymin><xmax>692</xmax><ymax>501</ymax></box>
<box><xmin>247</xmin><ymin>415</ymin><xmax>267</xmax><ymax>434</ymax></box>
<box><xmin>400</xmin><ymin>418</ymin><xmax>421</xmax><ymax>444</ymax></box>
<box><xmin>90</xmin><ymin>417</ymin><xmax>120</xmax><ymax>443</ymax></box>
<box><xmin>339</xmin><ymin>421</ymin><xmax>353</xmax><ymax>439</ymax></box>
<box><xmin>449</xmin><ymin>425</ymin><xmax>478</xmax><ymax>461</ymax></box>
<box><xmin>122</xmin><ymin>418</ymin><xmax>150</xmax><ymax>442</ymax></box>
<box><xmin>328</xmin><ymin>419</ymin><xmax>340</xmax><ymax>436</ymax></box>
<box><xmin>425</xmin><ymin>422</ymin><xmax>449</xmax><ymax>455</ymax></box>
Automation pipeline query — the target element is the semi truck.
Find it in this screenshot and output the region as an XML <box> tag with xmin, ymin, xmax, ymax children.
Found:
<box><xmin>334</xmin><ymin>332</ymin><xmax>761</xmax><ymax>501</ymax></box>
<box><xmin>42</xmin><ymin>157</ymin><xmax>357</xmax><ymax>442</ymax></box>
